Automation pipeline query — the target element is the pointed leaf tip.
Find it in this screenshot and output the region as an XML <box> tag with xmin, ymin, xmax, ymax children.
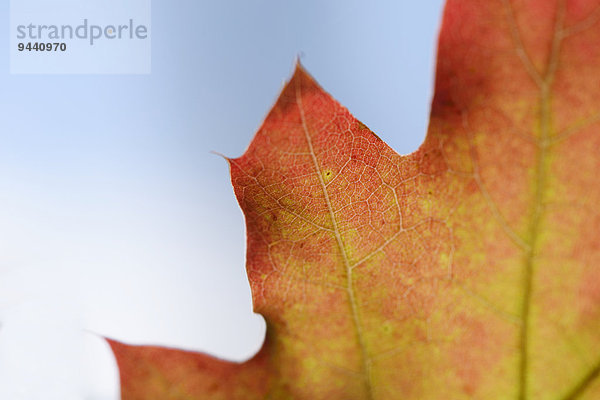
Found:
<box><xmin>107</xmin><ymin>338</ymin><xmax>273</xmax><ymax>400</ymax></box>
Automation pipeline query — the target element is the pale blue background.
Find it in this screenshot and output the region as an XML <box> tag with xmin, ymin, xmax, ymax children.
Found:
<box><xmin>0</xmin><ymin>1</ymin><xmax>444</xmax><ymax>399</ymax></box>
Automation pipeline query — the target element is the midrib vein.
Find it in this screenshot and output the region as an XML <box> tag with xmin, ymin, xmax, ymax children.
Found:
<box><xmin>295</xmin><ymin>82</ymin><xmax>374</xmax><ymax>399</ymax></box>
<box><xmin>517</xmin><ymin>87</ymin><xmax>549</xmax><ymax>400</ymax></box>
<box><xmin>518</xmin><ymin>3</ymin><xmax>565</xmax><ymax>399</ymax></box>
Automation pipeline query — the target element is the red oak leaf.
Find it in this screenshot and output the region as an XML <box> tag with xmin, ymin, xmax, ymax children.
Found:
<box><xmin>109</xmin><ymin>1</ymin><xmax>600</xmax><ymax>398</ymax></box>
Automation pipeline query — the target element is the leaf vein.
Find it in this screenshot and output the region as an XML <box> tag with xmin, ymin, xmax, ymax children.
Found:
<box><xmin>295</xmin><ymin>75</ymin><xmax>374</xmax><ymax>399</ymax></box>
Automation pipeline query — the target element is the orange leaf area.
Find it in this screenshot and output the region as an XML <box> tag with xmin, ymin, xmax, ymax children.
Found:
<box><xmin>109</xmin><ymin>0</ymin><xmax>600</xmax><ymax>398</ymax></box>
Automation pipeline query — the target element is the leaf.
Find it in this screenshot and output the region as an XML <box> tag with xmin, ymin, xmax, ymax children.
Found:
<box><xmin>108</xmin><ymin>0</ymin><xmax>600</xmax><ymax>398</ymax></box>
